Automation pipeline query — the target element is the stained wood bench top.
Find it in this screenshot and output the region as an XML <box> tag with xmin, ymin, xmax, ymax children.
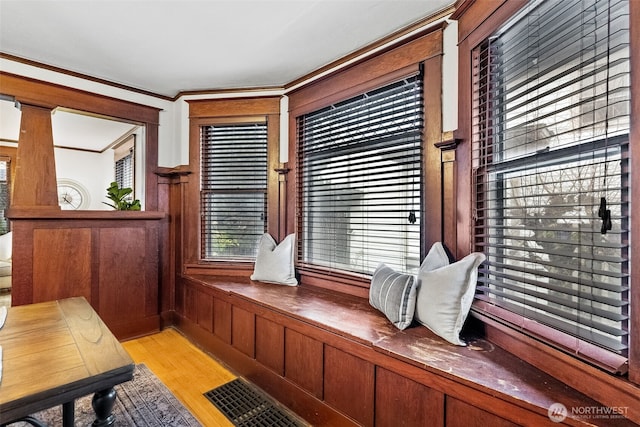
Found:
<box><xmin>187</xmin><ymin>274</ymin><xmax>635</xmax><ymax>427</ymax></box>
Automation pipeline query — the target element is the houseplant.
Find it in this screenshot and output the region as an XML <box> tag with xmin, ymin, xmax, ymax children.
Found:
<box><xmin>103</xmin><ymin>181</ymin><xmax>141</xmax><ymax>210</ymax></box>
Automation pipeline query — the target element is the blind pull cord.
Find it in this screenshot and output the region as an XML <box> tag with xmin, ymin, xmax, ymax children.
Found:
<box><xmin>598</xmin><ymin>197</ymin><xmax>612</xmax><ymax>234</ymax></box>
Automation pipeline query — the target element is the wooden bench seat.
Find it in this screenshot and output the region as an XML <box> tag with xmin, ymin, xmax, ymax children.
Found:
<box><xmin>175</xmin><ymin>274</ymin><xmax>636</xmax><ymax>427</ymax></box>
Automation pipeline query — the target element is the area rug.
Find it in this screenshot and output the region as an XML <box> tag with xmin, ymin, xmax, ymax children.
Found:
<box><xmin>12</xmin><ymin>364</ymin><xmax>201</xmax><ymax>427</ymax></box>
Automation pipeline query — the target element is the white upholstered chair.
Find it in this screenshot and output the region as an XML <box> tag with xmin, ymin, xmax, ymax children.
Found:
<box><xmin>0</xmin><ymin>232</ymin><xmax>12</xmax><ymax>291</ymax></box>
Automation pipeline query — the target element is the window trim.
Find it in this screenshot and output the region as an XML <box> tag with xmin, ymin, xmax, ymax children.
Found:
<box><xmin>452</xmin><ymin>0</ymin><xmax>640</xmax><ymax>411</ymax></box>
<box><xmin>185</xmin><ymin>97</ymin><xmax>280</xmax><ymax>271</ymax></box>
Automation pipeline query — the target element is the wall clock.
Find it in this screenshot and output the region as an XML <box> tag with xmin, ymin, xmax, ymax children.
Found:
<box><xmin>57</xmin><ymin>179</ymin><xmax>90</xmax><ymax>210</ymax></box>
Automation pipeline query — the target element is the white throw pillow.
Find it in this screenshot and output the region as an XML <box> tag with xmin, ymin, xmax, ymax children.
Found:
<box><xmin>369</xmin><ymin>264</ymin><xmax>417</xmax><ymax>330</ymax></box>
<box><xmin>420</xmin><ymin>241</ymin><xmax>450</xmax><ymax>271</ymax></box>
<box><xmin>0</xmin><ymin>232</ymin><xmax>12</xmax><ymax>261</ymax></box>
<box><xmin>414</xmin><ymin>252</ymin><xmax>486</xmax><ymax>345</ymax></box>
<box><xmin>250</xmin><ymin>233</ymin><xmax>298</xmax><ymax>286</ymax></box>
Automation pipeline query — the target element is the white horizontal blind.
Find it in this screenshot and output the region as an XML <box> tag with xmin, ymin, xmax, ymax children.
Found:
<box><xmin>200</xmin><ymin>122</ymin><xmax>268</xmax><ymax>260</ymax></box>
<box><xmin>115</xmin><ymin>151</ymin><xmax>134</xmax><ymax>195</ymax></box>
<box><xmin>297</xmin><ymin>75</ymin><xmax>424</xmax><ymax>275</ymax></box>
<box><xmin>472</xmin><ymin>0</ymin><xmax>630</xmax><ymax>358</ymax></box>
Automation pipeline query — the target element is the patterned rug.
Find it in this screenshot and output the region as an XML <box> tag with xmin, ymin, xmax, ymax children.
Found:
<box><xmin>11</xmin><ymin>364</ymin><xmax>201</xmax><ymax>427</ymax></box>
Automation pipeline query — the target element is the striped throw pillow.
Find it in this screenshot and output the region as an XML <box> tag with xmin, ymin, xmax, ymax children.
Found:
<box><xmin>369</xmin><ymin>264</ymin><xmax>417</xmax><ymax>330</ymax></box>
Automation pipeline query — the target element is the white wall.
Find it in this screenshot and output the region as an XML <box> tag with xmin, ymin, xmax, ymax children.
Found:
<box><xmin>54</xmin><ymin>147</ymin><xmax>113</xmax><ymax>210</ymax></box>
<box><xmin>442</xmin><ymin>19</ymin><xmax>459</xmax><ymax>132</ymax></box>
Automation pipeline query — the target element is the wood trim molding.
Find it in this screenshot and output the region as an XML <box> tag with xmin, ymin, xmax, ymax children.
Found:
<box><xmin>0</xmin><ymin>72</ymin><xmax>161</xmax><ymax>124</ymax></box>
<box><xmin>288</xmin><ymin>30</ymin><xmax>443</xmax><ymax>117</ymax></box>
<box><xmin>187</xmin><ymin>96</ymin><xmax>281</xmax><ymax>118</ymax></box>
<box><xmin>285</xmin><ymin>8</ymin><xmax>452</xmax><ymax>91</ymax></box>
<box><xmin>0</xmin><ymin>52</ymin><xmax>174</xmax><ymax>101</ymax></box>
<box><xmin>434</xmin><ymin>130</ymin><xmax>461</xmax><ymax>151</ymax></box>
<box><xmin>155</xmin><ymin>165</ymin><xmax>192</xmax><ymax>178</ymax></box>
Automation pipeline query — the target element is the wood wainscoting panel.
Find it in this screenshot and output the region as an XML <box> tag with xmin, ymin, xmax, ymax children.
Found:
<box><xmin>97</xmin><ymin>227</ymin><xmax>148</xmax><ymax>324</ymax></box>
<box><xmin>285</xmin><ymin>328</ymin><xmax>324</xmax><ymax>399</ymax></box>
<box><xmin>375</xmin><ymin>366</ymin><xmax>444</xmax><ymax>427</ymax></box>
<box><xmin>323</xmin><ymin>345</ymin><xmax>375</xmax><ymax>426</ymax></box>
<box><xmin>255</xmin><ymin>315</ymin><xmax>285</xmax><ymax>376</ymax></box>
<box><xmin>32</xmin><ymin>228</ymin><xmax>92</xmax><ymax>303</ymax></box>
<box><xmin>445</xmin><ymin>397</ymin><xmax>519</xmax><ymax>427</ymax></box>
<box><xmin>213</xmin><ymin>298</ymin><xmax>232</xmax><ymax>344</ymax></box>
<box><xmin>197</xmin><ymin>290</ymin><xmax>213</xmax><ymax>333</ymax></box>
<box><xmin>232</xmin><ymin>305</ymin><xmax>255</xmax><ymax>358</ymax></box>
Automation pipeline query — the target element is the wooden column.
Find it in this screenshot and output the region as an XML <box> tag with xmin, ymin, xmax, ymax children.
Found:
<box><xmin>12</xmin><ymin>103</ymin><xmax>59</xmax><ymax>209</ymax></box>
<box><xmin>275</xmin><ymin>164</ymin><xmax>290</xmax><ymax>241</ymax></box>
<box><xmin>436</xmin><ymin>131</ymin><xmax>461</xmax><ymax>257</ymax></box>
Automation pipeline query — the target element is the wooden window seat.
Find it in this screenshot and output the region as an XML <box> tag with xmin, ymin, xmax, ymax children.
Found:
<box><xmin>174</xmin><ymin>275</ymin><xmax>636</xmax><ymax>427</ymax></box>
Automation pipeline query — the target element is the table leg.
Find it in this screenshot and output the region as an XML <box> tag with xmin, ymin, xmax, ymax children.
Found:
<box><xmin>91</xmin><ymin>387</ymin><xmax>117</xmax><ymax>427</ymax></box>
<box><xmin>62</xmin><ymin>400</ymin><xmax>75</xmax><ymax>427</ymax></box>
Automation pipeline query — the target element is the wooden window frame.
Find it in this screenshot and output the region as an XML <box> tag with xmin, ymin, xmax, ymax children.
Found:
<box><xmin>452</xmin><ymin>0</ymin><xmax>640</xmax><ymax>411</ymax></box>
<box><xmin>184</xmin><ymin>97</ymin><xmax>280</xmax><ymax>275</ymax></box>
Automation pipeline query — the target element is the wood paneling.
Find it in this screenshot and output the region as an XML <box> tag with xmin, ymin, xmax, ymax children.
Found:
<box><xmin>445</xmin><ymin>397</ymin><xmax>518</xmax><ymax>427</ymax></box>
<box><xmin>213</xmin><ymin>298</ymin><xmax>232</xmax><ymax>344</ymax></box>
<box><xmin>8</xmin><ymin>212</ymin><xmax>164</xmax><ymax>340</ymax></box>
<box><xmin>197</xmin><ymin>291</ymin><xmax>213</xmax><ymax>333</ymax></box>
<box><xmin>375</xmin><ymin>366</ymin><xmax>444</xmax><ymax>427</ymax></box>
<box><xmin>97</xmin><ymin>227</ymin><xmax>147</xmax><ymax>323</ymax></box>
<box><xmin>32</xmin><ymin>228</ymin><xmax>92</xmax><ymax>303</ymax></box>
<box><xmin>255</xmin><ymin>315</ymin><xmax>284</xmax><ymax>375</ymax></box>
<box><xmin>184</xmin><ymin>284</ymin><xmax>197</xmax><ymax>323</ymax></box>
<box><xmin>324</xmin><ymin>345</ymin><xmax>374</xmax><ymax>426</ymax></box>
<box><xmin>285</xmin><ymin>328</ymin><xmax>323</xmax><ymax>399</ymax></box>
<box><xmin>232</xmin><ymin>305</ymin><xmax>255</xmax><ymax>358</ymax></box>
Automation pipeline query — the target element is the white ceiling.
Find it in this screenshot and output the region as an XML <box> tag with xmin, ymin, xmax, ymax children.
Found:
<box><xmin>0</xmin><ymin>0</ymin><xmax>452</xmax><ymax>97</ymax></box>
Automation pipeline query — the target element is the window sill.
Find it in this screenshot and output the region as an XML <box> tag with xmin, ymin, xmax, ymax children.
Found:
<box><xmin>471</xmin><ymin>307</ymin><xmax>640</xmax><ymax>424</ymax></box>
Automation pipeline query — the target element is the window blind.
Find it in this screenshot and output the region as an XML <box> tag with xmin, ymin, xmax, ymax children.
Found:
<box><xmin>114</xmin><ymin>135</ymin><xmax>135</xmax><ymax>199</ymax></box>
<box><xmin>297</xmin><ymin>75</ymin><xmax>424</xmax><ymax>275</ymax></box>
<box><xmin>115</xmin><ymin>151</ymin><xmax>134</xmax><ymax>193</ymax></box>
<box><xmin>200</xmin><ymin>122</ymin><xmax>268</xmax><ymax>260</ymax></box>
<box><xmin>472</xmin><ymin>0</ymin><xmax>630</xmax><ymax>361</ymax></box>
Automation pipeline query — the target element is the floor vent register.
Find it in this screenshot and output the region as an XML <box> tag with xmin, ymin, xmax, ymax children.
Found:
<box><xmin>204</xmin><ymin>378</ymin><xmax>307</xmax><ymax>427</ymax></box>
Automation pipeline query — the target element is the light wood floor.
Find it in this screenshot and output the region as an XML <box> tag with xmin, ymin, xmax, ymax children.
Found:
<box><xmin>122</xmin><ymin>328</ymin><xmax>237</xmax><ymax>427</ymax></box>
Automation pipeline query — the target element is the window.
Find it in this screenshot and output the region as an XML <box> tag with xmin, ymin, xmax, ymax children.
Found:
<box><xmin>472</xmin><ymin>0</ymin><xmax>630</xmax><ymax>371</ymax></box>
<box><xmin>297</xmin><ymin>75</ymin><xmax>424</xmax><ymax>275</ymax></box>
<box><xmin>200</xmin><ymin>122</ymin><xmax>268</xmax><ymax>260</ymax></box>
<box><xmin>114</xmin><ymin>135</ymin><xmax>135</xmax><ymax>195</ymax></box>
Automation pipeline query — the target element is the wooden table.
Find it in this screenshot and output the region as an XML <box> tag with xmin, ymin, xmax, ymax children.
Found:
<box><xmin>0</xmin><ymin>297</ymin><xmax>134</xmax><ymax>426</ymax></box>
